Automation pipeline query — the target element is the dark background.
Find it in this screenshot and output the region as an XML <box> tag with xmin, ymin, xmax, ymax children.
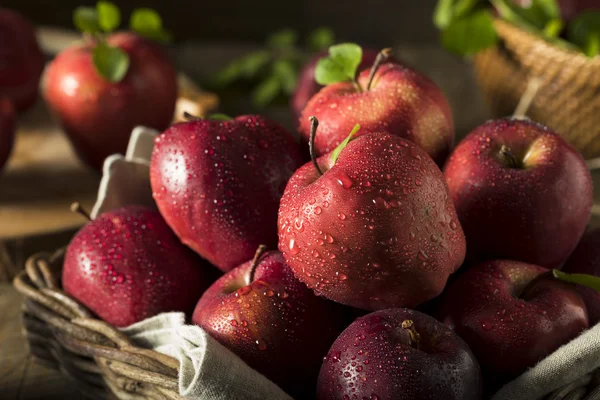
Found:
<box><xmin>4</xmin><ymin>0</ymin><xmax>439</xmax><ymax>45</ymax></box>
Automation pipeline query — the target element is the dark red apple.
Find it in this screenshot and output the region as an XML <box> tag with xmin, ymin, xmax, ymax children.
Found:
<box><xmin>440</xmin><ymin>260</ymin><xmax>588</xmax><ymax>380</ymax></box>
<box><xmin>44</xmin><ymin>32</ymin><xmax>177</xmax><ymax>171</ymax></box>
<box><xmin>63</xmin><ymin>205</ymin><xmax>215</xmax><ymax>327</ymax></box>
<box><xmin>444</xmin><ymin>118</ymin><xmax>592</xmax><ymax>269</ymax></box>
<box><xmin>299</xmin><ymin>56</ymin><xmax>454</xmax><ymax>165</ymax></box>
<box><xmin>562</xmin><ymin>229</ymin><xmax>600</xmax><ymax>325</ymax></box>
<box><xmin>150</xmin><ymin>115</ymin><xmax>303</xmax><ymax>272</ymax></box>
<box><xmin>278</xmin><ymin>127</ymin><xmax>466</xmax><ymax>311</ymax></box>
<box><xmin>317</xmin><ymin>308</ymin><xmax>482</xmax><ymax>400</ymax></box>
<box><xmin>0</xmin><ymin>98</ymin><xmax>16</xmax><ymax>171</ymax></box>
<box><xmin>291</xmin><ymin>49</ymin><xmax>380</xmax><ymax>120</ymax></box>
<box><xmin>192</xmin><ymin>248</ymin><xmax>346</xmax><ymax>397</ymax></box>
<box><xmin>0</xmin><ymin>8</ymin><xmax>44</xmax><ymax>112</ymax></box>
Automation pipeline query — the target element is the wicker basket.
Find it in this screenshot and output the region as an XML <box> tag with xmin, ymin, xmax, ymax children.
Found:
<box><xmin>13</xmin><ymin>249</ymin><xmax>182</xmax><ymax>400</ymax></box>
<box><xmin>473</xmin><ymin>19</ymin><xmax>600</xmax><ymax>159</ymax></box>
<box><xmin>12</xmin><ymin>250</ymin><xmax>600</xmax><ymax>400</ymax></box>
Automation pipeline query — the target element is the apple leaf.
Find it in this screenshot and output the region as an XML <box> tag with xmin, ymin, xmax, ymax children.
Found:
<box><xmin>214</xmin><ymin>51</ymin><xmax>272</xmax><ymax>87</ymax></box>
<box><xmin>315</xmin><ymin>43</ymin><xmax>363</xmax><ymax>86</ymax></box>
<box><xmin>434</xmin><ymin>0</ymin><xmax>481</xmax><ymax>29</ymax></box>
<box><xmin>73</xmin><ymin>6</ymin><xmax>101</xmax><ymax>34</ymax></box>
<box><xmin>130</xmin><ymin>8</ymin><xmax>171</xmax><ymax>43</ymax></box>
<box><xmin>207</xmin><ymin>113</ymin><xmax>233</xmax><ymax>121</ymax></box>
<box><xmin>92</xmin><ymin>42</ymin><xmax>130</xmax><ymax>83</ymax></box>
<box><xmin>308</xmin><ymin>27</ymin><xmax>335</xmax><ymax>51</ymax></box>
<box><xmin>252</xmin><ymin>75</ymin><xmax>281</xmax><ymax>108</ymax></box>
<box><xmin>568</xmin><ymin>11</ymin><xmax>600</xmax><ymax>57</ymax></box>
<box><xmin>441</xmin><ymin>10</ymin><xmax>498</xmax><ymax>56</ymax></box>
<box><xmin>97</xmin><ymin>1</ymin><xmax>121</xmax><ymax>32</ymax></box>
<box><xmin>273</xmin><ymin>59</ymin><xmax>298</xmax><ymax>93</ymax></box>
<box><xmin>331</xmin><ymin>124</ymin><xmax>360</xmax><ymax>164</ymax></box>
<box><xmin>553</xmin><ymin>269</ymin><xmax>600</xmax><ymax>292</ymax></box>
<box><xmin>543</xmin><ymin>18</ymin><xmax>564</xmax><ymax>38</ymax></box>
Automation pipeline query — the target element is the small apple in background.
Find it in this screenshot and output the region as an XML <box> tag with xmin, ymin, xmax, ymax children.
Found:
<box><xmin>192</xmin><ymin>247</ymin><xmax>346</xmax><ymax>398</ymax></box>
<box><xmin>63</xmin><ymin>205</ymin><xmax>216</xmax><ymax>327</ymax></box>
<box><xmin>317</xmin><ymin>308</ymin><xmax>482</xmax><ymax>400</ymax></box>
<box><xmin>562</xmin><ymin>229</ymin><xmax>600</xmax><ymax>325</ymax></box>
<box><xmin>290</xmin><ymin>48</ymin><xmax>380</xmax><ymax>120</ymax></box>
<box><xmin>278</xmin><ymin>121</ymin><xmax>466</xmax><ymax>311</ymax></box>
<box><xmin>44</xmin><ymin>4</ymin><xmax>177</xmax><ymax>171</ymax></box>
<box><xmin>444</xmin><ymin>118</ymin><xmax>592</xmax><ymax>268</ymax></box>
<box><xmin>440</xmin><ymin>260</ymin><xmax>588</xmax><ymax>382</ymax></box>
<box><xmin>0</xmin><ymin>98</ymin><xmax>16</xmax><ymax>171</ymax></box>
<box><xmin>151</xmin><ymin>114</ymin><xmax>303</xmax><ymax>272</ymax></box>
<box><xmin>299</xmin><ymin>44</ymin><xmax>454</xmax><ymax>165</ymax></box>
<box><xmin>0</xmin><ymin>8</ymin><xmax>44</xmax><ymax>113</ymax></box>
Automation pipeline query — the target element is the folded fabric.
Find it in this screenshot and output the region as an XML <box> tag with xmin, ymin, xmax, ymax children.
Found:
<box><xmin>124</xmin><ymin>313</ymin><xmax>293</xmax><ymax>400</ymax></box>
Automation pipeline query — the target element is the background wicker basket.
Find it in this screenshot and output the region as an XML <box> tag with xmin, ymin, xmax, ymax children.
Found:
<box><xmin>473</xmin><ymin>19</ymin><xmax>600</xmax><ymax>159</ymax></box>
<box><xmin>11</xmin><ymin>249</ymin><xmax>600</xmax><ymax>400</ymax></box>
<box><xmin>13</xmin><ymin>250</ymin><xmax>182</xmax><ymax>400</ymax></box>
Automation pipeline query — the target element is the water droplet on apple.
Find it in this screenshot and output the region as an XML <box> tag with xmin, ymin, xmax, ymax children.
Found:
<box><xmin>238</xmin><ymin>286</ymin><xmax>252</xmax><ymax>296</ymax></box>
<box><xmin>338</xmin><ymin>212</ymin><xmax>346</xmax><ymax>220</ymax></box>
<box><xmin>336</xmin><ymin>173</ymin><xmax>353</xmax><ymax>189</ymax></box>
<box><xmin>450</xmin><ymin>221</ymin><xmax>458</xmax><ymax>230</ymax></box>
<box><xmin>256</xmin><ymin>339</ymin><xmax>267</xmax><ymax>350</ymax></box>
<box><xmin>265</xmin><ymin>289</ymin><xmax>275</xmax><ymax>297</ymax></box>
<box><xmin>315</xmin><ymin>206</ymin><xmax>322</xmax><ymax>215</ymax></box>
<box><xmin>409</xmin><ymin>147</ymin><xmax>422</xmax><ymax>160</ymax></box>
<box><xmin>409</xmin><ymin>232</ymin><xmax>416</xmax><ymax>241</ymax></box>
<box><xmin>482</xmin><ymin>321</ymin><xmax>493</xmax><ymax>331</ymax></box>
<box><xmin>338</xmin><ymin>273</ymin><xmax>348</xmax><ymax>281</ymax></box>
<box><xmin>288</xmin><ymin>238</ymin><xmax>300</xmax><ymax>255</ymax></box>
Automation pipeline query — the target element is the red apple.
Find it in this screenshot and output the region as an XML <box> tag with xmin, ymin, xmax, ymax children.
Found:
<box><xmin>317</xmin><ymin>308</ymin><xmax>482</xmax><ymax>400</ymax></box>
<box><xmin>291</xmin><ymin>49</ymin><xmax>380</xmax><ymax>120</ymax></box>
<box><xmin>44</xmin><ymin>32</ymin><xmax>177</xmax><ymax>171</ymax></box>
<box><xmin>299</xmin><ymin>48</ymin><xmax>454</xmax><ymax>165</ymax></box>
<box><xmin>0</xmin><ymin>98</ymin><xmax>16</xmax><ymax>171</ymax></box>
<box><xmin>63</xmin><ymin>205</ymin><xmax>215</xmax><ymax>327</ymax></box>
<box><xmin>444</xmin><ymin>118</ymin><xmax>592</xmax><ymax>268</ymax></box>
<box><xmin>278</xmin><ymin>126</ymin><xmax>466</xmax><ymax>311</ymax></box>
<box><xmin>192</xmin><ymin>248</ymin><xmax>346</xmax><ymax>397</ymax></box>
<box><xmin>562</xmin><ymin>229</ymin><xmax>600</xmax><ymax>325</ymax></box>
<box><xmin>440</xmin><ymin>260</ymin><xmax>588</xmax><ymax>380</ymax></box>
<box><xmin>150</xmin><ymin>115</ymin><xmax>303</xmax><ymax>272</ymax></box>
<box><xmin>0</xmin><ymin>8</ymin><xmax>44</xmax><ymax>112</ymax></box>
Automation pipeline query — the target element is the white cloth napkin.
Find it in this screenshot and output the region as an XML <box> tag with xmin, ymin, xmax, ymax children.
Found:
<box><xmin>123</xmin><ymin>313</ymin><xmax>292</xmax><ymax>400</ymax></box>
<box><xmin>94</xmin><ymin>126</ymin><xmax>600</xmax><ymax>400</ymax></box>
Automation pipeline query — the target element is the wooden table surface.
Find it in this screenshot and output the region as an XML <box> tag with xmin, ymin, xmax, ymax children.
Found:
<box><xmin>1</xmin><ymin>28</ymin><xmax>600</xmax><ymax>400</ymax></box>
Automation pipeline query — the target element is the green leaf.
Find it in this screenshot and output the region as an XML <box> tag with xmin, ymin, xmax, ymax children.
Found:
<box><xmin>434</xmin><ymin>0</ymin><xmax>480</xmax><ymax>29</ymax></box>
<box><xmin>73</xmin><ymin>6</ymin><xmax>100</xmax><ymax>33</ymax></box>
<box><xmin>207</xmin><ymin>113</ymin><xmax>233</xmax><ymax>121</ymax></box>
<box><xmin>331</xmin><ymin>124</ymin><xmax>360</xmax><ymax>164</ymax></box>
<box><xmin>92</xmin><ymin>42</ymin><xmax>130</xmax><ymax>82</ymax></box>
<box><xmin>252</xmin><ymin>76</ymin><xmax>281</xmax><ymax>108</ymax></box>
<box><xmin>267</xmin><ymin>29</ymin><xmax>298</xmax><ymax>49</ymax></box>
<box><xmin>314</xmin><ymin>43</ymin><xmax>363</xmax><ymax>85</ymax></box>
<box><xmin>130</xmin><ymin>8</ymin><xmax>171</xmax><ymax>43</ymax></box>
<box><xmin>492</xmin><ymin>0</ymin><xmax>560</xmax><ymax>30</ymax></box>
<box><xmin>308</xmin><ymin>27</ymin><xmax>335</xmax><ymax>51</ymax></box>
<box><xmin>568</xmin><ymin>11</ymin><xmax>600</xmax><ymax>57</ymax></box>
<box><xmin>441</xmin><ymin>10</ymin><xmax>498</xmax><ymax>56</ymax></box>
<box><xmin>214</xmin><ymin>51</ymin><xmax>271</xmax><ymax>87</ymax></box>
<box><xmin>543</xmin><ymin>18</ymin><xmax>564</xmax><ymax>38</ymax></box>
<box><xmin>273</xmin><ymin>59</ymin><xmax>298</xmax><ymax>94</ymax></box>
<box><xmin>454</xmin><ymin>0</ymin><xmax>481</xmax><ymax>18</ymax></box>
<box><xmin>97</xmin><ymin>1</ymin><xmax>121</xmax><ymax>32</ymax></box>
<box><xmin>553</xmin><ymin>269</ymin><xmax>600</xmax><ymax>292</ymax></box>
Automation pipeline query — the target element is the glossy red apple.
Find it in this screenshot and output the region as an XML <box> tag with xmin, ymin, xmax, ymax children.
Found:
<box><xmin>0</xmin><ymin>98</ymin><xmax>16</xmax><ymax>171</ymax></box>
<box><xmin>299</xmin><ymin>49</ymin><xmax>453</xmax><ymax>165</ymax></box>
<box><xmin>317</xmin><ymin>308</ymin><xmax>482</xmax><ymax>400</ymax></box>
<box><xmin>150</xmin><ymin>115</ymin><xmax>303</xmax><ymax>272</ymax></box>
<box><xmin>562</xmin><ymin>229</ymin><xmax>600</xmax><ymax>325</ymax></box>
<box><xmin>0</xmin><ymin>8</ymin><xmax>44</xmax><ymax>112</ymax></box>
<box><xmin>192</xmin><ymin>248</ymin><xmax>346</xmax><ymax>397</ymax></box>
<box><xmin>63</xmin><ymin>205</ymin><xmax>215</xmax><ymax>327</ymax></box>
<box><xmin>291</xmin><ymin>49</ymin><xmax>380</xmax><ymax>120</ymax></box>
<box><xmin>440</xmin><ymin>260</ymin><xmax>588</xmax><ymax>380</ymax></box>
<box><xmin>278</xmin><ymin>125</ymin><xmax>466</xmax><ymax>311</ymax></box>
<box><xmin>444</xmin><ymin>118</ymin><xmax>592</xmax><ymax>268</ymax></box>
<box><xmin>44</xmin><ymin>32</ymin><xmax>177</xmax><ymax>171</ymax></box>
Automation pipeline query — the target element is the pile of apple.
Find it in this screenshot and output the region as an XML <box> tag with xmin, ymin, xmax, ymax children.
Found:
<box><xmin>55</xmin><ymin>37</ymin><xmax>599</xmax><ymax>400</ymax></box>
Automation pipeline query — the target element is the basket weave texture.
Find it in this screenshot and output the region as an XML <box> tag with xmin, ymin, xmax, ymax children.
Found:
<box><xmin>12</xmin><ymin>250</ymin><xmax>600</xmax><ymax>400</ymax></box>
<box><xmin>473</xmin><ymin>19</ymin><xmax>600</xmax><ymax>159</ymax></box>
<box><xmin>13</xmin><ymin>250</ymin><xmax>182</xmax><ymax>400</ymax></box>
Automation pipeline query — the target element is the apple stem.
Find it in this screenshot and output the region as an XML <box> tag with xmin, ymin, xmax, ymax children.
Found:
<box><xmin>366</xmin><ymin>48</ymin><xmax>393</xmax><ymax>91</ymax></box>
<box><xmin>499</xmin><ymin>145</ymin><xmax>520</xmax><ymax>168</ymax></box>
<box><xmin>70</xmin><ymin>202</ymin><xmax>92</xmax><ymax>221</ymax></box>
<box><xmin>309</xmin><ymin>116</ymin><xmax>324</xmax><ymax>176</ymax></box>
<box><xmin>248</xmin><ymin>245</ymin><xmax>268</xmax><ymax>284</ymax></box>
<box><xmin>401</xmin><ymin>320</ymin><xmax>421</xmax><ymax>349</ymax></box>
